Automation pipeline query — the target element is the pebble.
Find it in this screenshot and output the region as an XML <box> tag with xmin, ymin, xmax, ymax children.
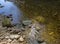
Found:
<box><xmin>11</xmin><ymin>39</ymin><xmax>19</xmax><ymax>44</ymax></box>
<box><xmin>19</xmin><ymin>36</ymin><xmax>24</xmax><ymax>42</ymax></box>
<box><xmin>40</xmin><ymin>42</ymin><xmax>46</xmax><ymax>44</ymax></box>
<box><xmin>9</xmin><ymin>34</ymin><xmax>20</xmax><ymax>39</ymax></box>
<box><xmin>7</xmin><ymin>39</ymin><xmax>12</xmax><ymax>43</ymax></box>
<box><xmin>38</xmin><ymin>38</ymin><xmax>45</xmax><ymax>43</ymax></box>
<box><xmin>7</xmin><ymin>43</ymin><xmax>11</xmax><ymax>44</ymax></box>
<box><xmin>0</xmin><ymin>20</ymin><xmax>46</xmax><ymax>44</ymax></box>
<box><xmin>0</xmin><ymin>41</ymin><xmax>6</xmax><ymax>44</ymax></box>
<box><xmin>5</xmin><ymin>36</ymin><xmax>10</xmax><ymax>39</ymax></box>
<box><xmin>20</xmin><ymin>43</ymin><xmax>24</xmax><ymax>44</ymax></box>
<box><xmin>22</xmin><ymin>35</ymin><xmax>26</xmax><ymax>39</ymax></box>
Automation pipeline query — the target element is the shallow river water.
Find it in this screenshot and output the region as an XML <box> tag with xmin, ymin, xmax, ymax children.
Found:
<box><xmin>0</xmin><ymin>0</ymin><xmax>22</xmax><ymax>24</ymax></box>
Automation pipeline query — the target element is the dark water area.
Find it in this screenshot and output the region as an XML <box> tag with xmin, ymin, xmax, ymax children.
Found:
<box><xmin>0</xmin><ymin>0</ymin><xmax>22</xmax><ymax>24</ymax></box>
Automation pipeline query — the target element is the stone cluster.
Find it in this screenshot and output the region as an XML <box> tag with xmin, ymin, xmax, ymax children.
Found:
<box><xmin>0</xmin><ymin>20</ymin><xmax>46</xmax><ymax>44</ymax></box>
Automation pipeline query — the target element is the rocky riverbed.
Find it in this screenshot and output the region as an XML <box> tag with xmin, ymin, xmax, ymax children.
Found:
<box><xmin>0</xmin><ymin>20</ymin><xmax>46</xmax><ymax>44</ymax></box>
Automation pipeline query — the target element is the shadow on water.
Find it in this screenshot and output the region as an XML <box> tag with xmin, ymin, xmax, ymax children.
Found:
<box><xmin>0</xmin><ymin>0</ymin><xmax>22</xmax><ymax>28</ymax></box>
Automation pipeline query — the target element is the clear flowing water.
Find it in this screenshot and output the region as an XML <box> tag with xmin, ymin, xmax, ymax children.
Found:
<box><xmin>28</xmin><ymin>24</ymin><xmax>39</xmax><ymax>44</ymax></box>
<box><xmin>0</xmin><ymin>0</ymin><xmax>22</xmax><ymax>24</ymax></box>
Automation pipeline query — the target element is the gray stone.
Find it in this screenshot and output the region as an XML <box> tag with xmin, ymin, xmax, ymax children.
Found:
<box><xmin>37</xmin><ymin>38</ymin><xmax>45</xmax><ymax>43</ymax></box>
<box><xmin>22</xmin><ymin>20</ymin><xmax>32</xmax><ymax>26</ymax></box>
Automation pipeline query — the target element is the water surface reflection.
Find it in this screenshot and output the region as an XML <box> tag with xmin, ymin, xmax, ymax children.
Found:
<box><xmin>0</xmin><ymin>0</ymin><xmax>22</xmax><ymax>24</ymax></box>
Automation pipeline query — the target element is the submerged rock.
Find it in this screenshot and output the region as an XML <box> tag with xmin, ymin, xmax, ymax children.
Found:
<box><xmin>22</xmin><ymin>20</ymin><xmax>32</xmax><ymax>26</ymax></box>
